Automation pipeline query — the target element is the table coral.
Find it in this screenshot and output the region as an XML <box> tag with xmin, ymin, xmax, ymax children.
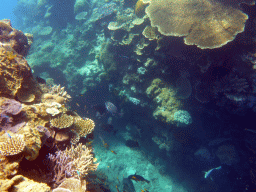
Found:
<box><xmin>145</xmin><ymin>0</ymin><xmax>255</xmax><ymax>49</ymax></box>
<box><xmin>50</xmin><ymin>114</ymin><xmax>74</xmax><ymax>129</ymax></box>
<box><xmin>72</xmin><ymin>117</ymin><xmax>95</xmax><ymax>137</ymax></box>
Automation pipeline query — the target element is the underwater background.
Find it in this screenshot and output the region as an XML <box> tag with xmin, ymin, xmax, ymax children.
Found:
<box><xmin>0</xmin><ymin>0</ymin><xmax>256</xmax><ymax>192</ymax></box>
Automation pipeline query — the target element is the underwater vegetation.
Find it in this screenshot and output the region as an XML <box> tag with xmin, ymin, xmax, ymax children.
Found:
<box><xmin>1</xmin><ymin>0</ymin><xmax>256</xmax><ymax>191</ymax></box>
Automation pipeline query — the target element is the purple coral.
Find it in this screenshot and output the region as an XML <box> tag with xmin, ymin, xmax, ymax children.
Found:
<box><xmin>47</xmin><ymin>150</ymin><xmax>74</xmax><ymax>186</ymax></box>
<box><xmin>1</xmin><ymin>99</ymin><xmax>22</xmax><ymax>115</ymax></box>
<box><xmin>0</xmin><ymin>99</ymin><xmax>24</xmax><ymax>133</ymax></box>
<box><xmin>36</xmin><ymin>126</ymin><xmax>51</xmax><ymax>145</ymax></box>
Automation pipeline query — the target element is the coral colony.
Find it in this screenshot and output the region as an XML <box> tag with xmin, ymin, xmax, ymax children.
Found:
<box><xmin>0</xmin><ymin>0</ymin><xmax>256</xmax><ymax>191</ymax></box>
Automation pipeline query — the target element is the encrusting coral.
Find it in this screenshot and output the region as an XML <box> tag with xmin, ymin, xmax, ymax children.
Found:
<box><xmin>146</xmin><ymin>78</ymin><xmax>182</xmax><ymax>123</ymax></box>
<box><xmin>0</xmin><ymin>19</ymin><xmax>41</xmax><ymax>99</ymax></box>
<box><xmin>145</xmin><ymin>0</ymin><xmax>255</xmax><ymax>49</ymax></box>
<box><xmin>0</xmin><ymin>175</ymin><xmax>51</xmax><ymax>192</ymax></box>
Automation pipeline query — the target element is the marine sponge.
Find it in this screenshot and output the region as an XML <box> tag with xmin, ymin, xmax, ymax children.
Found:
<box><xmin>0</xmin><ymin>134</ymin><xmax>25</xmax><ymax>156</ymax></box>
<box><xmin>145</xmin><ymin>0</ymin><xmax>254</xmax><ymax>49</ymax></box>
<box><xmin>50</xmin><ymin>114</ymin><xmax>74</xmax><ymax>129</ymax></box>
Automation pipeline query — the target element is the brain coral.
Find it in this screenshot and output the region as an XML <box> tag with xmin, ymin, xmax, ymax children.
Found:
<box><xmin>145</xmin><ymin>0</ymin><xmax>255</xmax><ymax>49</ymax></box>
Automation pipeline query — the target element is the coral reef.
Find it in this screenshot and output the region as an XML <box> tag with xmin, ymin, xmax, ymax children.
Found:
<box><xmin>72</xmin><ymin>117</ymin><xmax>95</xmax><ymax>137</ymax></box>
<box><xmin>50</xmin><ymin>114</ymin><xmax>74</xmax><ymax>129</ymax></box>
<box><xmin>0</xmin><ymin>175</ymin><xmax>51</xmax><ymax>192</ymax></box>
<box><xmin>47</xmin><ymin>143</ymin><xmax>98</xmax><ymax>186</ymax></box>
<box><xmin>53</xmin><ymin>177</ymin><xmax>86</xmax><ymax>192</ymax></box>
<box><xmin>146</xmin><ymin>78</ymin><xmax>182</xmax><ymax>124</ymax></box>
<box><xmin>145</xmin><ymin>0</ymin><xmax>253</xmax><ymax>49</ymax></box>
<box><xmin>0</xmin><ymin>133</ymin><xmax>25</xmax><ymax>156</ymax></box>
<box><xmin>0</xmin><ymin>21</ymin><xmax>99</xmax><ymax>191</ymax></box>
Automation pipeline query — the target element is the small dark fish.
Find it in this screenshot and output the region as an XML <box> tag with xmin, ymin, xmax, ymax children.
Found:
<box><xmin>125</xmin><ymin>140</ymin><xmax>140</xmax><ymax>149</ymax></box>
<box><xmin>123</xmin><ymin>178</ymin><xmax>136</xmax><ymax>192</ymax></box>
<box><xmin>111</xmin><ymin>150</ymin><xmax>117</xmax><ymax>155</ymax></box>
<box><xmin>36</xmin><ymin>76</ymin><xmax>46</xmax><ymax>84</ymax></box>
<box><xmin>119</xmin><ymin>55</ymin><xmax>129</xmax><ymax>59</ymax></box>
<box><xmin>128</xmin><ymin>173</ymin><xmax>150</xmax><ymax>184</ymax></box>
<box><xmin>101</xmin><ymin>124</ymin><xmax>117</xmax><ymax>135</ymax></box>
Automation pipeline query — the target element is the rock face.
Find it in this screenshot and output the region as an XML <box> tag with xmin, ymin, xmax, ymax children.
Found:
<box><xmin>0</xmin><ymin>19</ymin><xmax>40</xmax><ymax>99</ymax></box>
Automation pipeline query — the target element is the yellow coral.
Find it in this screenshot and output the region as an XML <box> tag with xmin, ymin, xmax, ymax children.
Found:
<box><xmin>50</xmin><ymin>114</ymin><xmax>74</xmax><ymax>129</ymax></box>
<box><xmin>0</xmin><ymin>134</ymin><xmax>25</xmax><ymax>156</ymax></box>
<box><xmin>72</xmin><ymin>117</ymin><xmax>95</xmax><ymax>137</ymax></box>
<box><xmin>17</xmin><ymin>125</ymin><xmax>42</xmax><ymax>161</ymax></box>
<box><xmin>65</xmin><ymin>143</ymin><xmax>98</xmax><ymax>177</ymax></box>
<box><xmin>6</xmin><ymin>51</ymin><xmax>17</xmax><ymax>61</ymax></box>
<box><xmin>135</xmin><ymin>0</ymin><xmax>149</xmax><ymax>18</ymax></box>
<box><xmin>145</xmin><ymin>0</ymin><xmax>252</xmax><ymax>49</ymax></box>
<box><xmin>146</xmin><ymin>79</ymin><xmax>182</xmax><ymax>123</ymax></box>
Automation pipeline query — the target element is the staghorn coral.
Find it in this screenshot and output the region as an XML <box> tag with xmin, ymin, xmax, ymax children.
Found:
<box><xmin>145</xmin><ymin>0</ymin><xmax>254</xmax><ymax>49</ymax></box>
<box><xmin>48</xmin><ymin>85</ymin><xmax>71</xmax><ymax>100</ymax></box>
<box><xmin>0</xmin><ymin>133</ymin><xmax>25</xmax><ymax>156</ymax></box>
<box><xmin>47</xmin><ymin>143</ymin><xmax>98</xmax><ymax>186</ymax></box>
<box><xmin>50</xmin><ymin>114</ymin><xmax>74</xmax><ymax>129</ymax></box>
<box><xmin>40</xmin><ymin>84</ymin><xmax>71</xmax><ymax>105</ymax></box>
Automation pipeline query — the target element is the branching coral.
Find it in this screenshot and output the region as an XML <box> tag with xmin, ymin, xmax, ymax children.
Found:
<box><xmin>47</xmin><ymin>143</ymin><xmax>98</xmax><ymax>186</ymax></box>
<box><xmin>145</xmin><ymin>0</ymin><xmax>255</xmax><ymax>49</ymax></box>
<box><xmin>0</xmin><ymin>133</ymin><xmax>25</xmax><ymax>156</ymax></box>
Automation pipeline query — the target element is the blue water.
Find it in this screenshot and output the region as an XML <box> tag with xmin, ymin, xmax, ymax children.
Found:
<box><xmin>0</xmin><ymin>0</ymin><xmax>18</xmax><ymax>28</ymax></box>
